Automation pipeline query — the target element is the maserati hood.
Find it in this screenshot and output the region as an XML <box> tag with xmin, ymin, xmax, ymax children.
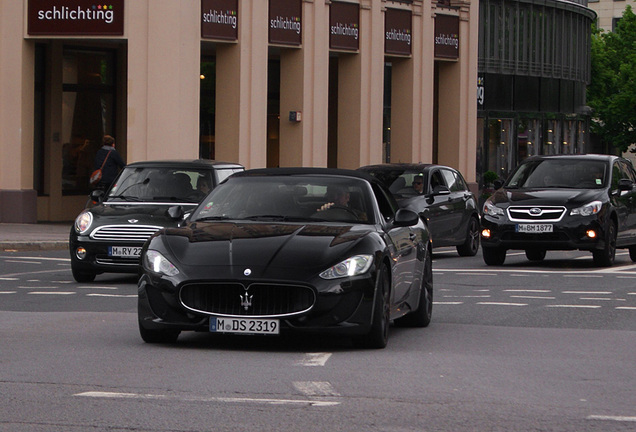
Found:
<box><xmin>157</xmin><ymin>221</ymin><xmax>374</xmax><ymax>278</ymax></box>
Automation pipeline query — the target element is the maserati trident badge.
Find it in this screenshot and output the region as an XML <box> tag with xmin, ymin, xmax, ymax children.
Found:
<box><xmin>240</xmin><ymin>290</ymin><xmax>253</xmax><ymax>311</ymax></box>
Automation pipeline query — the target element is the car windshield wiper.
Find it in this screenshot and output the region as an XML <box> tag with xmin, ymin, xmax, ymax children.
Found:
<box><xmin>108</xmin><ymin>195</ymin><xmax>143</xmax><ymax>202</ymax></box>
<box><xmin>243</xmin><ymin>215</ymin><xmax>287</xmax><ymax>221</ymax></box>
<box><xmin>195</xmin><ymin>215</ymin><xmax>232</xmax><ymax>221</ymax></box>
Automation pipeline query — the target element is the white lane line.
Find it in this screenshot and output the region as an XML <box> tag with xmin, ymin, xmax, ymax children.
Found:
<box><xmin>18</xmin><ymin>286</ymin><xmax>58</xmax><ymax>289</ymax></box>
<box><xmin>545</xmin><ymin>305</ymin><xmax>601</xmax><ymax>309</ymax></box>
<box><xmin>510</xmin><ymin>295</ymin><xmax>556</xmax><ymax>300</ymax></box>
<box><xmin>477</xmin><ymin>302</ymin><xmax>527</xmax><ymax>306</ymax></box>
<box><xmin>0</xmin><ymin>277</ymin><xmax>18</xmax><ymax>281</ymax></box>
<box><xmin>293</xmin><ymin>381</ymin><xmax>340</xmax><ymax>396</ymax></box>
<box><xmin>443</xmin><ymin>295</ymin><xmax>491</xmax><ymax>298</ymax></box>
<box><xmin>86</xmin><ymin>293</ymin><xmax>137</xmax><ymax>298</ymax></box>
<box><xmin>433</xmin><ymin>301</ymin><xmax>464</xmax><ymax>305</ymax></box>
<box><xmin>27</xmin><ymin>291</ymin><xmax>75</xmax><ymax>295</ymax></box>
<box><xmin>587</xmin><ymin>415</ymin><xmax>636</xmax><ymax>422</ymax></box>
<box><xmin>505</xmin><ymin>289</ymin><xmax>551</xmax><ymax>293</ymax></box>
<box><xmin>295</xmin><ymin>353</ymin><xmax>332</xmax><ymax>367</ymax></box>
<box><xmin>563</xmin><ymin>275</ymin><xmax>603</xmax><ymax>278</ymax></box>
<box><xmin>0</xmin><ymin>291</ymin><xmax>17</xmax><ymax>294</ymax></box>
<box><xmin>616</xmin><ymin>306</ymin><xmax>636</xmax><ymax>310</ymax></box>
<box><xmin>77</xmin><ymin>286</ymin><xmax>119</xmax><ymax>290</ymax></box>
<box><xmin>7</xmin><ymin>256</ymin><xmax>70</xmax><ymax>262</ymax></box>
<box><xmin>562</xmin><ymin>291</ymin><xmax>612</xmax><ymax>295</ymax></box>
<box><xmin>75</xmin><ymin>391</ymin><xmax>339</xmax><ymax>407</ymax></box>
<box><xmin>6</xmin><ymin>260</ymin><xmax>40</xmax><ymax>264</ymax></box>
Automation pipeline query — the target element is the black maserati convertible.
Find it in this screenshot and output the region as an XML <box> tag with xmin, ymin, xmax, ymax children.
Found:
<box><xmin>137</xmin><ymin>168</ymin><xmax>433</xmax><ymax>348</ymax></box>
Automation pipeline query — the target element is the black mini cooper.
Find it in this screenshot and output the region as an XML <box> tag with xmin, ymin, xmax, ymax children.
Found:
<box><xmin>69</xmin><ymin>159</ymin><xmax>244</xmax><ymax>282</ymax></box>
<box><xmin>481</xmin><ymin>154</ymin><xmax>636</xmax><ymax>267</ymax></box>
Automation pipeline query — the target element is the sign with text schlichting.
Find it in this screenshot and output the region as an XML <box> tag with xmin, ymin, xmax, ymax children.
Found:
<box><xmin>269</xmin><ymin>0</ymin><xmax>302</xmax><ymax>46</ymax></box>
<box><xmin>201</xmin><ymin>0</ymin><xmax>238</xmax><ymax>41</ymax></box>
<box><xmin>28</xmin><ymin>0</ymin><xmax>124</xmax><ymax>36</ymax></box>
<box><xmin>434</xmin><ymin>14</ymin><xmax>459</xmax><ymax>60</ymax></box>
<box><xmin>384</xmin><ymin>8</ymin><xmax>412</xmax><ymax>56</ymax></box>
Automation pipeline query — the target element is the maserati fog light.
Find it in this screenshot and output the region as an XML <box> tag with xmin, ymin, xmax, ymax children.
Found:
<box><xmin>586</xmin><ymin>230</ymin><xmax>597</xmax><ymax>239</ymax></box>
<box><xmin>75</xmin><ymin>247</ymin><xmax>87</xmax><ymax>260</ymax></box>
<box><xmin>481</xmin><ymin>229</ymin><xmax>491</xmax><ymax>238</ymax></box>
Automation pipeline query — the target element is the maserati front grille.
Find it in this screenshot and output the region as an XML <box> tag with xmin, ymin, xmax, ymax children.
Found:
<box><xmin>180</xmin><ymin>282</ymin><xmax>316</xmax><ymax>318</ymax></box>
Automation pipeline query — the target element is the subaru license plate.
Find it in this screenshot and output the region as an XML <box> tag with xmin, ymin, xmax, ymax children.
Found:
<box><xmin>108</xmin><ymin>246</ymin><xmax>142</xmax><ymax>257</ymax></box>
<box><xmin>210</xmin><ymin>317</ymin><xmax>279</xmax><ymax>335</ymax></box>
<box><xmin>516</xmin><ymin>224</ymin><xmax>553</xmax><ymax>233</ymax></box>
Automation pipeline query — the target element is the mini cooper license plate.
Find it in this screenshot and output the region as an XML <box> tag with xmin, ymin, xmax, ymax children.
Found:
<box><xmin>108</xmin><ymin>246</ymin><xmax>142</xmax><ymax>257</ymax></box>
<box><xmin>210</xmin><ymin>317</ymin><xmax>280</xmax><ymax>335</ymax></box>
<box><xmin>516</xmin><ymin>224</ymin><xmax>553</xmax><ymax>233</ymax></box>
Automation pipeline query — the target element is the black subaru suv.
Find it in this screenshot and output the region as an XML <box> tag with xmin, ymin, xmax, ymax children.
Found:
<box><xmin>480</xmin><ymin>154</ymin><xmax>636</xmax><ymax>267</ymax></box>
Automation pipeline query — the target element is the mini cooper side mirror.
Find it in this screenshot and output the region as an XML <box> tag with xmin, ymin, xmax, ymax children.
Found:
<box><xmin>393</xmin><ymin>208</ymin><xmax>419</xmax><ymax>227</ymax></box>
<box><xmin>89</xmin><ymin>189</ymin><xmax>104</xmax><ymax>204</ymax></box>
<box><xmin>167</xmin><ymin>205</ymin><xmax>185</xmax><ymax>220</ymax></box>
<box><xmin>618</xmin><ymin>178</ymin><xmax>633</xmax><ymax>191</ymax></box>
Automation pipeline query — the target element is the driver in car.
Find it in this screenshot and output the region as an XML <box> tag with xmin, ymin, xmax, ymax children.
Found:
<box><xmin>317</xmin><ymin>185</ymin><xmax>367</xmax><ymax>221</ymax></box>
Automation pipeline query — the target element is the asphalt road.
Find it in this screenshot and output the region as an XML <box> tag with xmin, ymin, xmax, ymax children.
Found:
<box><xmin>0</xmin><ymin>248</ymin><xmax>635</xmax><ymax>432</ymax></box>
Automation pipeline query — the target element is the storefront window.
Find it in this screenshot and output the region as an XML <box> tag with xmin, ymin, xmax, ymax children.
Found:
<box><xmin>517</xmin><ymin>118</ymin><xmax>540</xmax><ymax>164</ymax></box>
<box><xmin>543</xmin><ymin>119</ymin><xmax>561</xmax><ymax>155</ymax></box>
<box><xmin>61</xmin><ymin>48</ymin><xmax>116</xmax><ymax>196</ymax></box>
<box><xmin>487</xmin><ymin>118</ymin><xmax>514</xmax><ymax>181</ymax></box>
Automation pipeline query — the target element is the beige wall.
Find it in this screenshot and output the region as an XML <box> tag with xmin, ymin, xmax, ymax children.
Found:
<box><xmin>588</xmin><ymin>0</ymin><xmax>636</xmax><ymax>31</ymax></box>
<box><xmin>1</xmin><ymin>0</ymin><xmax>478</xmax><ymax>222</ymax></box>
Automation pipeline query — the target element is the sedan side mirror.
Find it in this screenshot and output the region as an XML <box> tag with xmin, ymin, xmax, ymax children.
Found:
<box><xmin>393</xmin><ymin>208</ymin><xmax>420</xmax><ymax>227</ymax></box>
<box><xmin>618</xmin><ymin>178</ymin><xmax>634</xmax><ymax>191</ymax></box>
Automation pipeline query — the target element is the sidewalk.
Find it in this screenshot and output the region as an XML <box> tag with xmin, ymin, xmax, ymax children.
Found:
<box><xmin>0</xmin><ymin>223</ymin><xmax>70</xmax><ymax>252</ymax></box>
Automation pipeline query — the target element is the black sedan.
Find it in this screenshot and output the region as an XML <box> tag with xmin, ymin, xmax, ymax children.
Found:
<box><xmin>481</xmin><ymin>154</ymin><xmax>636</xmax><ymax>266</ymax></box>
<box><xmin>69</xmin><ymin>159</ymin><xmax>244</xmax><ymax>282</ymax></box>
<box><xmin>358</xmin><ymin>163</ymin><xmax>480</xmax><ymax>256</ymax></box>
<box><xmin>137</xmin><ymin>168</ymin><xmax>433</xmax><ymax>348</ymax></box>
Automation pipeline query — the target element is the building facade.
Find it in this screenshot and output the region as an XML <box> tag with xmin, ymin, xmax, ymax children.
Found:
<box><xmin>0</xmin><ymin>0</ymin><xmax>478</xmax><ymax>223</ymax></box>
<box><xmin>476</xmin><ymin>0</ymin><xmax>596</xmax><ymax>201</ymax></box>
<box><xmin>587</xmin><ymin>0</ymin><xmax>635</xmax><ymax>30</ymax></box>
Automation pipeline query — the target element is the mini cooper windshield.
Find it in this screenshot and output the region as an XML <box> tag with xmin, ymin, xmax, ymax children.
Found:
<box><xmin>192</xmin><ymin>176</ymin><xmax>375</xmax><ymax>224</ymax></box>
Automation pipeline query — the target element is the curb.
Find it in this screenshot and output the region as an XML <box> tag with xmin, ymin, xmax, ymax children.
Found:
<box><xmin>1</xmin><ymin>241</ymin><xmax>68</xmax><ymax>252</ymax></box>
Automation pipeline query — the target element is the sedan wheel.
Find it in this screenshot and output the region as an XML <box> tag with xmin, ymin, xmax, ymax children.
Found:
<box><xmin>138</xmin><ymin>321</ymin><xmax>180</xmax><ymax>344</ymax></box>
<box><xmin>354</xmin><ymin>264</ymin><xmax>390</xmax><ymax>349</ymax></box>
<box><xmin>71</xmin><ymin>266</ymin><xmax>96</xmax><ymax>283</ymax></box>
<box><xmin>457</xmin><ymin>216</ymin><xmax>480</xmax><ymax>257</ymax></box>
<box><xmin>592</xmin><ymin>222</ymin><xmax>617</xmax><ymax>267</ymax></box>
<box><xmin>525</xmin><ymin>249</ymin><xmax>546</xmax><ymax>262</ymax></box>
<box><xmin>482</xmin><ymin>246</ymin><xmax>506</xmax><ymax>266</ymax></box>
<box><xmin>395</xmin><ymin>247</ymin><xmax>433</xmax><ymax>328</ymax></box>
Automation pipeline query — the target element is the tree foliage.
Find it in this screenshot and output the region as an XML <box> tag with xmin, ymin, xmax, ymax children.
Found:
<box><xmin>588</xmin><ymin>6</ymin><xmax>636</xmax><ymax>153</ymax></box>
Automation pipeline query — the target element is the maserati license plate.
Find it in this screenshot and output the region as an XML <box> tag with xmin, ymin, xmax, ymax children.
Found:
<box><xmin>516</xmin><ymin>224</ymin><xmax>553</xmax><ymax>234</ymax></box>
<box><xmin>108</xmin><ymin>246</ymin><xmax>142</xmax><ymax>257</ymax></box>
<box><xmin>210</xmin><ymin>317</ymin><xmax>280</xmax><ymax>335</ymax></box>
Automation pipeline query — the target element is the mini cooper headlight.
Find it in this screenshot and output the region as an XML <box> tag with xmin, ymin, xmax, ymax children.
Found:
<box><xmin>483</xmin><ymin>200</ymin><xmax>504</xmax><ymax>217</ymax></box>
<box><xmin>570</xmin><ymin>201</ymin><xmax>602</xmax><ymax>217</ymax></box>
<box><xmin>74</xmin><ymin>211</ymin><xmax>93</xmax><ymax>234</ymax></box>
<box><xmin>143</xmin><ymin>250</ymin><xmax>179</xmax><ymax>276</ymax></box>
<box><xmin>319</xmin><ymin>255</ymin><xmax>373</xmax><ymax>280</ymax></box>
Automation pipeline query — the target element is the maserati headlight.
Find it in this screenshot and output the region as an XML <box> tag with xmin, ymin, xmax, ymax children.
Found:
<box><xmin>319</xmin><ymin>255</ymin><xmax>373</xmax><ymax>279</ymax></box>
<box><xmin>143</xmin><ymin>250</ymin><xmax>179</xmax><ymax>276</ymax></box>
<box><xmin>74</xmin><ymin>211</ymin><xmax>93</xmax><ymax>234</ymax></box>
<box><xmin>483</xmin><ymin>200</ymin><xmax>504</xmax><ymax>217</ymax></box>
<box><xmin>570</xmin><ymin>201</ymin><xmax>602</xmax><ymax>217</ymax></box>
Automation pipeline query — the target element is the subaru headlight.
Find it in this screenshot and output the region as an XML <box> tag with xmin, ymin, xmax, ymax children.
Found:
<box><xmin>570</xmin><ymin>201</ymin><xmax>602</xmax><ymax>217</ymax></box>
<box><xmin>483</xmin><ymin>200</ymin><xmax>504</xmax><ymax>217</ymax></box>
<box><xmin>74</xmin><ymin>211</ymin><xmax>93</xmax><ymax>234</ymax></box>
<box><xmin>319</xmin><ymin>255</ymin><xmax>373</xmax><ymax>280</ymax></box>
<box><xmin>143</xmin><ymin>250</ymin><xmax>179</xmax><ymax>276</ymax></box>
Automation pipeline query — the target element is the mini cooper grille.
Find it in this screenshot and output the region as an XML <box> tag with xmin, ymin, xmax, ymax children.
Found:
<box><xmin>90</xmin><ymin>225</ymin><xmax>161</xmax><ymax>242</ymax></box>
<box><xmin>180</xmin><ymin>282</ymin><xmax>316</xmax><ymax>317</ymax></box>
<box><xmin>507</xmin><ymin>206</ymin><xmax>566</xmax><ymax>222</ymax></box>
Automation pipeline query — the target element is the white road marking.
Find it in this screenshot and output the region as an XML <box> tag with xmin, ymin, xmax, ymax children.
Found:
<box><xmin>0</xmin><ymin>291</ymin><xmax>16</xmax><ymax>294</ymax></box>
<box><xmin>5</xmin><ymin>256</ymin><xmax>70</xmax><ymax>262</ymax></box>
<box><xmin>587</xmin><ymin>415</ymin><xmax>636</xmax><ymax>422</ymax></box>
<box><xmin>433</xmin><ymin>301</ymin><xmax>464</xmax><ymax>305</ymax></box>
<box><xmin>27</xmin><ymin>291</ymin><xmax>75</xmax><ymax>295</ymax></box>
<box><xmin>86</xmin><ymin>293</ymin><xmax>137</xmax><ymax>298</ymax></box>
<box><xmin>77</xmin><ymin>286</ymin><xmax>119</xmax><ymax>290</ymax></box>
<box><xmin>293</xmin><ymin>381</ymin><xmax>340</xmax><ymax>396</ymax></box>
<box><xmin>75</xmin><ymin>391</ymin><xmax>339</xmax><ymax>407</ymax></box>
<box><xmin>562</xmin><ymin>291</ymin><xmax>611</xmax><ymax>295</ymax></box>
<box><xmin>563</xmin><ymin>274</ymin><xmax>603</xmax><ymax>278</ymax></box>
<box><xmin>477</xmin><ymin>302</ymin><xmax>527</xmax><ymax>306</ymax></box>
<box><xmin>295</xmin><ymin>353</ymin><xmax>332</xmax><ymax>366</ymax></box>
<box><xmin>504</xmin><ymin>289</ymin><xmax>551</xmax><ymax>293</ymax></box>
<box><xmin>0</xmin><ymin>277</ymin><xmax>18</xmax><ymax>281</ymax></box>
<box><xmin>510</xmin><ymin>295</ymin><xmax>556</xmax><ymax>300</ymax></box>
<box><xmin>545</xmin><ymin>305</ymin><xmax>601</xmax><ymax>309</ymax></box>
<box><xmin>6</xmin><ymin>260</ymin><xmax>40</xmax><ymax>264</ymax></box>
<box><xmin>616</xmin><ymin>306</ymin><xmax>636</xmax><ymax>310</ymax></box>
